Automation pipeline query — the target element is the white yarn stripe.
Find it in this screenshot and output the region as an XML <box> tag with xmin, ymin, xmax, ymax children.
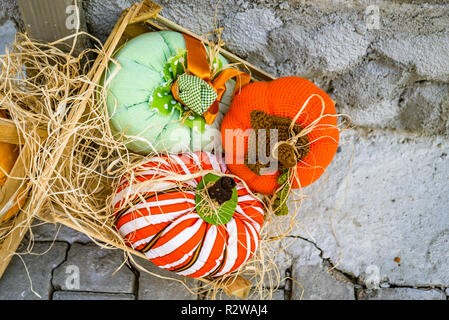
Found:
<box><xmin>159</xmin><ymin>213</ymin><xmax>199</xmax><ymax>237</ymax></box>
<box><xmin>205</xmin><ymin>152</ymin><xmax>221</xmax><ymax>172</ymax></box>
<box><xmin>250</xmin><ymin>205</ymin><xmax>264</xmax><ymax>216</ymax></box>
<box><xmin>189</xmin><ymin>152</ymin><xmax>202</xmax><ymax>167</ymax></box>
<box><xmin>242</xmin><ymin>222</ymin><xmax>252</xmax><ymax>264</ymax></box>
<box><xmin>145</xmin><ymin>217</ymin><xmax>203</xmax><ymax>260</ymax></box>
<box><xmin>235</xmin><ymin>190</ymin><xmax>265</xmax><ymax>215</ymax></box>
<box><xmin>215</xmin><ymin>218</ymin><xmax>238</xmax><ymax>277</ymax></box>
<box><xmin>132</xmin><ymin>169</ymin><xmax>198</xmax><ymax>188</ymax></box>
<box><xmin>242</xmin><ymin>219</ymin><xmax>258</xmax><ymax>258</ymax></box>
<box><xmin>202</xmin><ymin>250</ymin><xmax>225</xmax><ymax>278</ymax></box>
<box><xmin>215</xmin><ymin>153</ymin><xmax>228</xmax><ymax>173</ymax></box>
<box><xmin>113</xmin><ymin>181</ymin><xmax>176</xmax><ymax>206</ymax></box>
<box><xmin>125</xmin><ymin>165</ymin><xmax>199</xmax><ymax>187</ymax></box>
<box><xmin>159</xmin><ymin>246</ymin><xmax>197</xmax><ymax>270</ymax></box>
<box><xmin>120</xmin><ymin>194</ymin><xmax>195</xmax><ymax>218</ymax></box>
<box><xmin>130</xmin><ymin>213</ymin><xmax>198</xmax><ymax>249</ymax></box>
<box><xmin>200</xmin><ymin>226</ymin><xmax>227</xmax><ymax>277</ymax></box>
<box><xmin>118</xmin><ymin>208</ymin><xmax>193</xmax><ymax>237</ymax></box>
<box><xmin>236</xmin><ymin>203</ymin><xmax>264</xmax><ymax>220</ymax></box>
<box><xmin>132</xmin><ymin>234</ymin><xmax>156</xmax><ymax>249</ymax></box>
<box><xmin>177</xmin><ymin>225</ymin><xmax>218</xmax><ymax>276</ymax></box>
<box><xmin>237</xmin><ymin>195</ymin><xmax>258</xmax><ymax>203</ymax></box>
<box><xmin>232</xmin><ymin>220</ymin><xmax>250</xmax><ymax>268</ymax></box>
<box><xmin>134</xmin><ymin>196</ymin><xmax>195</xmax><ymax>210</ymax></box>
<box><xmin>235</xmin><ymin>205</ymin><xmax>262</xmax><ymax>233</ymax></box>
<box><xmin>169</xmin><ymin>154</ymin><xmax>191</xmax><ymax>175</ymax></box>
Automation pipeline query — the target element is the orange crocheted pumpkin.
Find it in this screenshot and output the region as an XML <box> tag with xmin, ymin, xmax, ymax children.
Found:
<box><xmin>221</xmin><ymin>76</ymin><xmax>339</xmax><ymax>195</ymax></box>
<box><xmin>113</xmin><ymin>152</ymin><xmax>264</xmax><ymax>278</ymax></box>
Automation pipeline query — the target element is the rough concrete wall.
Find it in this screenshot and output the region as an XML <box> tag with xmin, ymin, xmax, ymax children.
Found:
<box><xmin>0</xmin><ymin>0</ymin><xmax>448</xmax><ymax>300</ymax></box>
<box><xmin>71</xmin><ymin>0</ymin><xmax>449</xmax><ymax>136</ymax></box>
<box><xmin>3</xmin><ymin>1</ymin><xmax>448</xmax><ymax>134</ymax></box>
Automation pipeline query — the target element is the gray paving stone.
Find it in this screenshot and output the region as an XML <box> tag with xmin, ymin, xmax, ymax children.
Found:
<box><xmin>258</xmin><ymin>239</ymin><xmax>293</xmax><ymax>289</ymax></box>
<box><xmin>53</xmin><ymin>291</ymin><xmax>135</xmax><ymax>300</ymax></box>
<box><xmin>246</xmin><ymin>288</ymin><xmax>284</xmax><ymax>301</ymax></box>
<box><xmin>52</xmin><ymin>243</ymin><xmax>135</xmax><ymax>294</ymax></box>
<box><xmin>133</xmin><ymin>248</ymin><xmax>285</xmax><ymax>300</ymax></box>
<box><xmin>283</xmin><ymin>237</ymin><xmax>355</xmax><ymax>300</ymax></box>
<box><xmin>30</xmin><ymin>222</ymin><xmax>92</xmax><ymax>244</ymax></box>
<box><xmin>357</xmin><ymin>288</ymin><xmax>446</xmax><ymax>300</ymax></box>
<box><xmin>134</xmin><ymin>257</ymin><xmax>198</xmax><ymax>300</ymax></box>
<box><xmin>211</xmin><ymin>288</ymin><xmax>284</xmax><ymax>300</ymax></box>
<box><xmin>0</xmin><ymin>242</ymin><xmax>68</xmax><ymax>300</ymax></box>
<box><xmin>268</xmin><ymin>289</ymin><xmax>284</xmax><ymax>301</ymax></box>
<box><xmin>246</xmin><ymin>288</ymin><xmax>284</xmax><ymax>300</ymax></box>
<box><xmin>292</xmin><ymin>264</ymin><xmax>355</xmax><ymax>300</ymax></box>
<box><xmin>283</xmin><ymin>238</ymin><xmax>323</xmax><ymax>266</ymax></box>
<box><xmin>289</xmin><ymin>239</ymin><xmax>355</xmax><ymax>300</ymax></box>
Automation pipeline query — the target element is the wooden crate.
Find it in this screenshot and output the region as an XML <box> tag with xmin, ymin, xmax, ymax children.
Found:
<box><xmin>0</xmin><ymin>121</ymin><xmax>33</xmax><ymax>278</ymax></box>
<box><xmin>21</xmin><ymin>0</ymin><xmax>274</xmax><ymax>298</ymax></box>
<box><xmin>0</xmin><ymin>0</ymin><xmax>88</xmax><ymax>278</ymax></box>
<box><xmin>0</xmin><ymin>119</ymin><xmax>50</xmax><ymax>278</ymax></box>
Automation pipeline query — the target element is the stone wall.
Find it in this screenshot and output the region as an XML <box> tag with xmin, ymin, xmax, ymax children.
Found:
<box><xmin>2</xmin><ymin>1</ymin><xmax>449</xmax><ymax>134</ymax></box>
<box><xmin>0</xmin><ymin>0</ymin><xmax>448</xmax><ymax>300</ymax></box>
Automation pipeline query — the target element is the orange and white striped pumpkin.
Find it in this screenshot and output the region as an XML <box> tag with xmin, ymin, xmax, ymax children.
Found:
<box><xmin>113</xmin><ymin>152</ymin><xmax>264</xmax><ymax>278</ymax></box>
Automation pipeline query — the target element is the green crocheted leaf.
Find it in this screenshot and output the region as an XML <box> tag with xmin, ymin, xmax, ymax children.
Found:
<box><xmin>277</xmin><ymin>171</ymin><xmax>289</xmax><ymax>185</ymax></box>
<box><xmin>273</xmin><ymin>186</ymin><xmax>289</xmax><ymax>216</ymax></box>
<box><xmin>195</xmin><ymin>174</ymin><xmax>237</xmax><ymax>226</ymax></box>
<box><xmin>274</xmin><ymin>170</ymin><xmax>291</xmax><ymax>216</ymax></box>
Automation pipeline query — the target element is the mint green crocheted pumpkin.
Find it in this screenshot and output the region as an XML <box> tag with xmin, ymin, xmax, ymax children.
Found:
<box><xmin>103</xmin><ymin>31</ymin><xmax>233</xmax><ymax>154</ymax></box>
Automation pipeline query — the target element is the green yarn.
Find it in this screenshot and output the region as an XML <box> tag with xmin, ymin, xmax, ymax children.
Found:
<box><xmin>273</xmin><ymin>170</ymin><xmax>290</xmax><ymax>216</ymax></box>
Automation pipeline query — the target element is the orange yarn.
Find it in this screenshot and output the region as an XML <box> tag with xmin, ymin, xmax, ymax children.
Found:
<box><xmin>113</xmin><ymin>152</ymin><xmax>264</xmax><ymax>278</ymax></box>
<box><xmin>221</xmin><ymin>76</ymin><xmax>339</xmax><ymax>195</ymax></box>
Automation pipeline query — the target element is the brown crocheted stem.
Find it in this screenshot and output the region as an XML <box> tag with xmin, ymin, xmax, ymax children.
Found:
<box><xmin>207</xmin><ymin>176</ymin><xmax>237</xmax><ymax>205</ymax></box>
<box><xmin>245</xmin><ymin>110</ymin><xmax>310</xmax><ymax>175</ymax></box>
